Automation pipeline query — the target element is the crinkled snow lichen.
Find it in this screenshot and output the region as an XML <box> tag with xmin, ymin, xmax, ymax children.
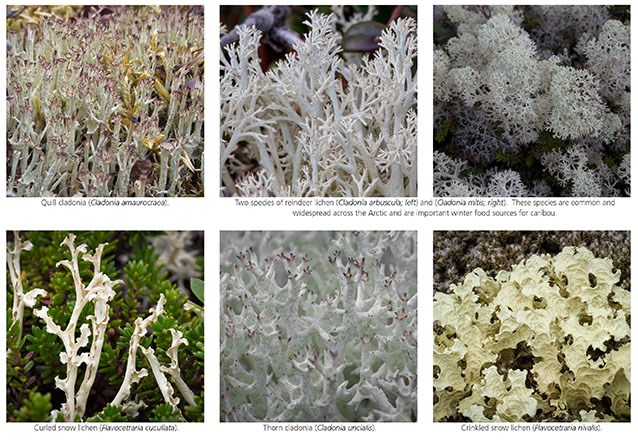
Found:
<box><xmin>221</xmin><ymin>231</ymin><xmax>417</xmax><ymax>421</ymax></box>
<box><xmin>221</xmin><ymin>8</ymin><xmax>417</xmax><ymax>197</ymax></box>
<box><xmin>434</xmin><ymin>246</ymin><xmax>630</xmax><ymax>422</ymax></box>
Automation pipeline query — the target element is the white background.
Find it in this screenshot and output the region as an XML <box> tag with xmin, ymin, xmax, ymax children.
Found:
<box><xmin>0</xmin><ymin>0</ymin><xmax>634</xmax><ymax>439</ymax></box>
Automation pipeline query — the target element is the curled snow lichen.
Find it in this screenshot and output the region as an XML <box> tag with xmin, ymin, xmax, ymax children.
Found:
<box><xmin>434</xmin><ymin>246</ymin><xmax>630</xmax><ymax>422</ymax></box>
<box><xmin>6</xmin><ymin>231</ymin><xmax>204</xmax><ymax>422</ymax></box>
<box><xmin>220</xmin><ymin>231</ymin><xmax>417</xmax><ymax>421</ymax></box>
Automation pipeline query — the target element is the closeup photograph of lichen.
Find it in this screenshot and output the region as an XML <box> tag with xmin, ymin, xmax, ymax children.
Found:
<box><xmin>220</xmin><ymin>231</ymin><xmax>417</xmax><ymax>421</ymax></box>
<box><xmin>434</xmin><ymin>5</ymin><xmax>630</xmax><ymax>197</ymax></box>
<box><xmin>6</xmin><ymin>6</ymin><xmax>204</xmax><ymax>197</ymax></box>
<box><xmin>220</xmin><ymin>6</ymin><xmax>417</xmax><ymax>197</ymax></box>
<box><xmin>6</xmin><ymin>231</ymin><xmax>204</xmax><ymax>422</ymax></box>
<box><xmin>433</xmin><ymin>231</ymin><xmax>630</xmax><ymax>422</ymax></box>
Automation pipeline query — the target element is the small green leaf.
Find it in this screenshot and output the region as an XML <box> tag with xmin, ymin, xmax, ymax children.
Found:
<box><xmin>190</xmin><ymin>277</ymin><xmax>204</xmax><ymax>304</ymax></box>
<box><xmin>435</xmin><ymin>120</ymin><xmax>450</xmax><ymax>143</ymax></box>
<box><xmin>15</xmin><ymin>392</ymin><xmax>52</xmax><ymax>422</ymax></box>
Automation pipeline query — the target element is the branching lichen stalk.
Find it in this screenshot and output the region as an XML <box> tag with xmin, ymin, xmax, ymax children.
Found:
<box><xmin>32</xmin><ymin>235</ymin><xmax>120</xmax><ymax>421</ymax></box>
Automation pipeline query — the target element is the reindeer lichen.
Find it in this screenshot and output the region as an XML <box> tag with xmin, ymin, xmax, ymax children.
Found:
<box><xmin>221</xmin><ymin>7</ymin><xmax>417</xmax><ymax>197</ymax></box>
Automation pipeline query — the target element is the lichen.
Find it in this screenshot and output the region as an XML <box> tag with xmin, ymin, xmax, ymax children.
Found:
<box><xmin>6</xmin><ymin>231</ymin><xmax>204</xmax><ymax>422</ymax></box>
<box><xmin>434</xmin><ymin>246</ymin><xmax>631</xmax><ymax>422</ymax></box>
<box><xmin>433</xmin><ymin>5</ymin><xmax>630</xmax><ymax>197</ymax></box>
<box><xmin>220</xmin><ymin>231</ymin><xmax>417</xmax><ymax>421</ymax></box>
<box><xmin>7</xmin><ymin>6</ymin><xmax>204</xmax><ymax>197</ymax></box>
<box><xmin>221</xmin><ymin>8</ymin><xmax>417</xmax><ymax>197</ymax></box>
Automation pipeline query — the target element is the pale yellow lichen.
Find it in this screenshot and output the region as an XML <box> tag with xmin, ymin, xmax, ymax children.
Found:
<box><xmin>434</xmin><ymin>246</ymin><xmax>630</xmax><ymax>422</ymax></box>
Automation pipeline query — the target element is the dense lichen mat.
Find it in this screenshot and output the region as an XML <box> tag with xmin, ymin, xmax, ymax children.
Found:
<box><xmin>220</xmin><ymin>231</ymin><xmax>417</xmax><ymax>421</ymax></box>
<box><xmin>221</xmin><ymin>6</ymin><xmax>417</xmax><ymax>197</ymax></box>
<box><xmin>433</xmin><ymin>5</ymin><xmax>630</xmax><ymax>197</ymax></box>
<box><xmin>7</xmin><ymin>6</ymin><xmax>204</xmax><ymax>197</ymax></box>
<box><xmin>433</xmin><ymin>242</ymin><xmax>630</xmax><ymax>422</ymax></box>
